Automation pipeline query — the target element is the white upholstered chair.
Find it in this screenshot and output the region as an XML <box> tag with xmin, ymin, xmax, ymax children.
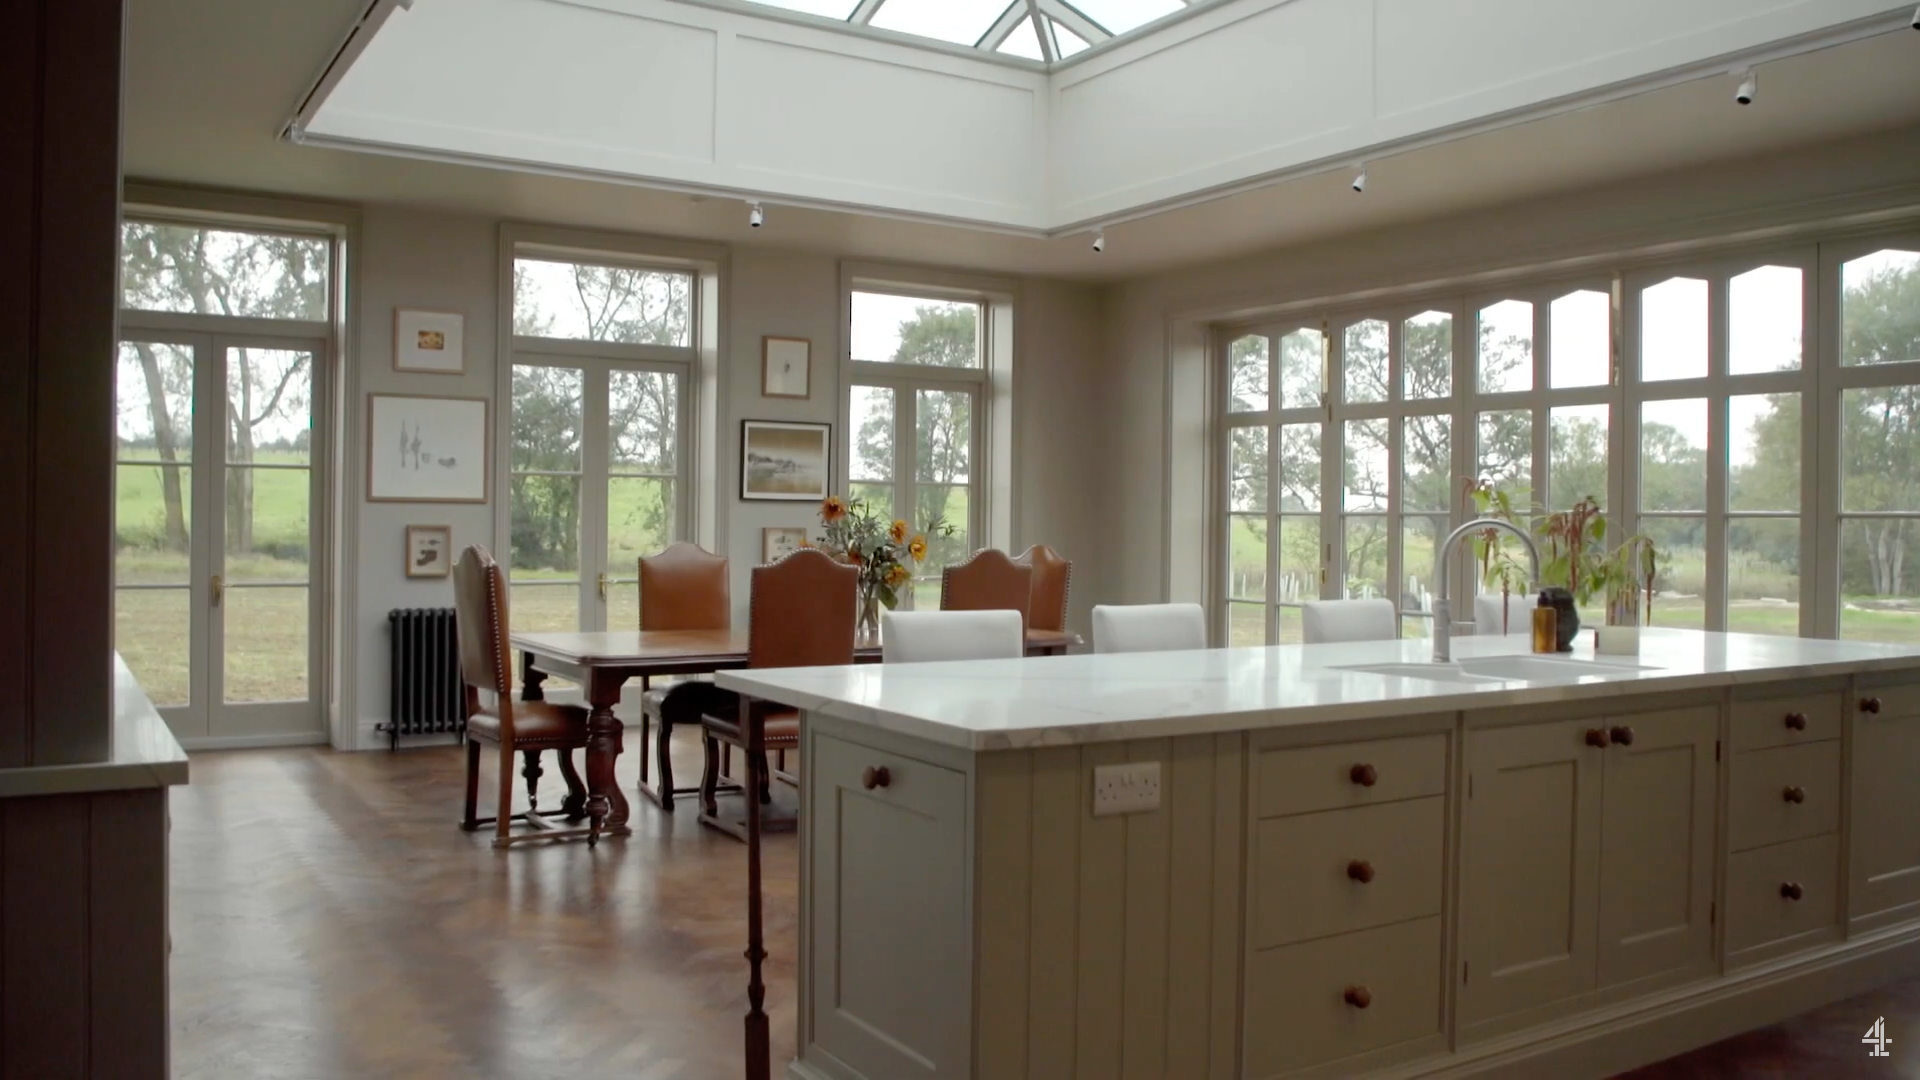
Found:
<box><xmin>1302</xmin><ymin>598</ymin><xmax>1399</xmax><ymax>644</ymax></box>
<box><xmin>1474</xmin><ymin>591</ymin><xmax>1534</xmax><ymax>636</ymax></box>
<box><xmin>1090</xmin><ymin>602</ymin><xmax>1208</xmax><ymax>654</ymax></box>
<box><xmin>881</xmin><ymin>610</ymin><xmax>1024</xmax><ymax>664</ymax></box>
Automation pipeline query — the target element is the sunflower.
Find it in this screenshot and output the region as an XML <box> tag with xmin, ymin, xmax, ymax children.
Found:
<box><xmin>885</xmin><ymin>563</ymin><xmax>912</xmax><ymax>588</ymax></box>
<box><xmin>908</xmin><ymin>535</ymin><xmax>928</xmax><ymax>562</ymax></box>
<box><xmin>889</xmin><ymin>519</ymin><xmax>909</xmax><ymax>545</ymax></box>
<box><xmin>820</xmin><ymin>495</ymin><xmax>848</xmax><ymax>523</ymax></box>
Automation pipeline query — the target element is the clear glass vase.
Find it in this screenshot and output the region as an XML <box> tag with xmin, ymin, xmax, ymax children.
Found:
<box><xmin>857</xmin><ymin>587</ymin><xmax>882</xmax><ymax>644</ymax></box>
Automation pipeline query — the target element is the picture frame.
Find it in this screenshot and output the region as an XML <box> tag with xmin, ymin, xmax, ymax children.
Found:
<box><xmin>394</xmin><ymin>309</ymin><xmax>466</xmax><ymax>374</ymax></box>
<box><xmin>367</xmin><ymin>394</ymin><xmax>490</xmax><ymax>503</ymax></box>
<box><xmin>762</xmin><ymin>526</ymin><xmax>808</xmax><ymax>564</ymax></box>
<box><xmin>762</xmin><ymin>336</ymin><xmax>811</xmax><ymax>399</ymax></box>
<box><xmin>405</xmin><ymin>525</ymin><xmax>453</xmax><ymax>579</ymax></box>
<box><xmin>740</xmin><ymin>420</ymin><xmax>831</xmax><ymax>502</ymax></box>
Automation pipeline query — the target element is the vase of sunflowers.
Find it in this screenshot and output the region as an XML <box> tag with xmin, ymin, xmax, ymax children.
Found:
<box><xmin>814</xmin><ymin>495</ymin><xmax>952</xmax><ymax>642</ymax></box>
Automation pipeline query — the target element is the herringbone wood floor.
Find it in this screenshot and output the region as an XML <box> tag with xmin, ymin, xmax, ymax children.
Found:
<box><xmin>174</xmin><ymin>734</ymin><xmax>1920</xmax><ymax>1079</ymax></box>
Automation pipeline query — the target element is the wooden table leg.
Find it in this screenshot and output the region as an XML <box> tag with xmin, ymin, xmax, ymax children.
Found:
<box><xmin>584</xmin><ymin>670</ymin><xmax>631</xmax><ymax>843</ymax></box>
<box><xmin>744</xmin><ymin>697</ymin><xmax>770</xmax><ymax>1080</ymax></box>
<box><xmin>520</xmin><ymin>651</ymin><xmax>548</xmax><ymax>700</ymax></box>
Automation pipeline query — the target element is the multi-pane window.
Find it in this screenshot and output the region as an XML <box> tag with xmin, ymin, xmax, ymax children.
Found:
<box><xmin>848</xmin><ymin>289</ymin><xmax>986</xmax><ymax>607</ymax></box>
<box><xmin>1836</xmin><ymin>247</ymin><xmax>1920</xmax><ymax>643</ymax></box>
<box><xmin>507</xmin><ymin>255</ymin><xmax>691</xmax><ymax>632</ymax></box>
<box><xmin>1225</xmin><ymin>327</ymin><xmax>1325</xmax><ymax>645</ymax></box>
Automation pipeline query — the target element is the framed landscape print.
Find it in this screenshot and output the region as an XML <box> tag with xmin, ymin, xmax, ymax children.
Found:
<box><xmin>762</xmin><ymin>336</ymin><xmax>811</xmax><ymax>399</ymax></box>
<box><xmin>740</xmin><ymin>420</ymin><xmax>830</xmax><ymax>501</ymax></box>
<box><xmin>394</xmin><ymin>309</ymin><xmax>466</xmax><ymax>374</ymax></box>
<box><xmin>762</xmin><ymin>526</ymin><xmax>807</xmax><ymax>563</ymax></box>
<box><xmin>367</xmin><ymin>394</ymin><xmax>489</xmax><ymax>503</ymax></box>
<box><xmin>405</xmin><ymin>525</ymin><xmax>453</xmax><ymax>578</ymax></box>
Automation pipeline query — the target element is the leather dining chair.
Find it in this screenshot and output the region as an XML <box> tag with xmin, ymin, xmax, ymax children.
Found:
<box><xmin>636</xmin><ymin>542</ymin><xmax>730</xmax><ymax>810</ymax></box>
<box><xmin>1091</xmin><ymin>602</ymin><xmax>1208</xmax><ymax>654</ymax></box>
<box><xmin>451</xmin><ymin>546</ymin><xmax>598</xmax><ymax>848</ymax></box>
<box><xmin>1302</xmin><ymin>598</ymin><xmax>1399</xmax><ymax>644</ymax></box>
<box><xmin>939</xmin><ymin>548</ymin><xmax>1033</xmax><ymax>629</ymax></box>
<box><xmin>1012</xmin><ymin>544</ymin><xmax>1072</xmax><ymax>635</ymax></box>
<box><xmin>880</xmin><ymin>610</ymin><xmax>1023</xmax><ymax>664</ymax></box>
<box><xmin>698</xmin><ymin>548</ymin><xmax>857</xmax><ymax>839</ymax></box>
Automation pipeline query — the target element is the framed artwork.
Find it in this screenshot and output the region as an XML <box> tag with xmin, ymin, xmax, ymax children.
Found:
<box><xmin>762</xmin><ymin>526</ymin><xmax>807</xmax><ymax>564</ymax></box>
<box><xmin>394</xmin><ymin>309</ymin><xmax>466</xmax><ymax>374</ymax></box>
<box><xmin>740</xmin><ymin>420</ymin><xmax>830</xmax><ymax>501</ymax></box>
<box><xmin>762</xmin><ymin>336</ymin><xmax>811</xmax><ymax>399</ymax></box>
<box><xmin>367</xmin><ymin>394</ymin><xmax>490</xmax><ymax>503</ymax></box>
<box><xmin>406</xmin><ymin>525</ymin><xmax>453</xmax><ymax>578</ymax></box>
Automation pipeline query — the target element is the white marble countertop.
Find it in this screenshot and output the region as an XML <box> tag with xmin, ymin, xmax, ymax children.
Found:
<box><xmin>714</xmin><ymin>629</ymin><xmax>1920</xmax><ymax>751</ymax></box>
<box><xmin>0</xmin><ymin>656</ymin><xmax>190</xmax><ymax>799</ymax></box>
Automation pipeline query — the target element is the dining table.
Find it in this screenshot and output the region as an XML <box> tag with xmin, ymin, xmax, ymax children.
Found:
<box><xmin>508</xmin><ymin>626</ymin><xmax>1079</xmax><ymax>837</ymax></box>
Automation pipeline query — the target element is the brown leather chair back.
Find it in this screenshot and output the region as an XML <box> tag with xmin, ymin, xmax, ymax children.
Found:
<box><xmin>940</xmin><ymin>549</ymin><xmax>1032</xmax><ymax>630</ymax></box>
<box><xmin>1012</xmin><ymin>544</ymin><xmax>1071</xmax><ymax>633</ymax></box>
<box><xmin>748</xmin><ymin>548</ymin><xmax>857</xmax><ymax>670</ymax></box>
<box><xmin>451</xmin><ymin>545</ymin><xmax>512</xmax><ymax>696</ymax></box>
<box><xmin>639</xmin><ymin>542</ymin><xmax>730</xmax><ymax>631</ymax></box>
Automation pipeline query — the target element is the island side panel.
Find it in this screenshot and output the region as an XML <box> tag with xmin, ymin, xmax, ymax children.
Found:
<box><xmin>972</xmin><ymin>733</ymin><xmax>1246</xmax><ymax>1080</ymax></box>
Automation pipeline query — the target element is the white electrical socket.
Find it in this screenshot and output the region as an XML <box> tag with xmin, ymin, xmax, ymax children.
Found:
<box><xmin>1092</xmin><ymin>761</ymin><xmax>1161</xmax><ymax>816</ymax></box>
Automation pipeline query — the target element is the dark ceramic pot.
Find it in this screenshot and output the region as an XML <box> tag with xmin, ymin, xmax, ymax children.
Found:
<box><xmin>1542</xmin><ymin>587</ymin><xmax>1579</xmax><ymax>652</ymax></box>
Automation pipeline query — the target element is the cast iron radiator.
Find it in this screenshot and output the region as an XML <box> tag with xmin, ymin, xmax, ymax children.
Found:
<box><xmin>382</xmin><ymin>607</ymin><xmax>465</xmax><ymax>750</ymax></box>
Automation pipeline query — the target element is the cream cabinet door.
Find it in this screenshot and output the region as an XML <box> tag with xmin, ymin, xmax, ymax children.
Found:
<box><xmin>1596</xmin><ymin>706</ymin><xmax>1718</xmax><ymax>988</ymax></box>
<box><xmin>808</xmin><ymin>732</ymin><xmax>970</xmax><ymax>1079</ymax></box>
<box><xmin>1850</xmin><ymin>686</ymin><xmax>1920</xmax><ymax>922</ymax></box>
<box><xmin>1459</xmin><ymin>719</ymin><xmax>1603</xmax><ymax>1026</ymax></box>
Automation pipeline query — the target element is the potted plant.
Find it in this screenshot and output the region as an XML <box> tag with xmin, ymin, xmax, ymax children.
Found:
<box><xmin>811</xmin><ymin>495</ymin><xmax>952</xmax><ymax>639</ymax></box>
<box><xmin>1467</xmin><ymin>480</ymin><xmax>1659</xmax><ymax>652</ymax></box>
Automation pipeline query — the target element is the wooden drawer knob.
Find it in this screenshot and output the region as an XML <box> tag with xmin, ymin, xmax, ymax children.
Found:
<box><xmin>1343</xmin><ymin>985</ymin><xmax>1372</xmax><ymax>1009</ymax></box>
<box><xmin>861</xmin><ymin>766</ymin><xmax>891</xmax><ymax>791</ymax></box>
<box><xmin>1349</xmin><ymin>763</ymin><xmax>1378</xmax><ymax>787</ymax></box>
<box><xmin>1782</xmin><ymin>785</ymin><xmax>1806</xmax><ymax>804</ymax></box>
<box><xmin>1609</xmin><ymin>725</ymin><xmax>1635</xmax><ymax>747</ymax></box>
<box><xmin>1861</xmin><ymin>697</ymin><xmax>1883</xmax><ymax>715</ymax></box>
<box><xmin>1347</xmin><ymin>859</ymin><xmax>1375</xmax><ymax>884</ymax></box>
<box><xmin>1780</xmin><ymin>881</ymin><xmax>1804</xmax><ymax>901</ymax></box>
<box><xmin>1784</xmin><ymin>712</ymin><xmax>1808</xmax><ymax>731</ymax></box>
<box><xmin>1585</xmin><ymin>727</ymin><xmax>1611</xmax><ymax>748</ymax></box>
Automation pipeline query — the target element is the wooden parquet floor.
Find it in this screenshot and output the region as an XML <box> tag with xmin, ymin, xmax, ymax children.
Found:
<box><xmin>171</xmin><ymin>731</ymin><xmax>796</xmax><ymax>1080</ymax></box>
<box><xmin>174</xmin><ymin>733</ymin><xmax>1920</xmax><ymax>1079</ymax></box>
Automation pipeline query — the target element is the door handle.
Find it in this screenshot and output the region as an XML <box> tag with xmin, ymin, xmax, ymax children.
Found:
<box><xmin>597</xmin><ymin>572</ymin><xmax>610</xmax><ymax>600</ymax></box>
<box><xmin>210</xmin><ymin>575</ymin><xmax>224</xmax><ymax>607</ymax></box>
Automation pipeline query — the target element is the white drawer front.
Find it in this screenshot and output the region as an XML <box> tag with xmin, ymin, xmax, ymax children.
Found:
<box><xmin>1256</xmin><ymin>734</ymin><xmax>1447</xmax><ymax>819</ymax></box>
<box><xmin>1252</xmin><ymin>796</ymin><xmax>1444</xmax><ymax>949</ymax></box>
<box><xmin>1729</xmin><ymin>691</ymin><xmax>1842</xmax><ymax>752</ymax></box>
<box><xmin>1728</xmin><ymin>741</ymin><xmax>1841</xmax><ymax>853</ymax></box>
<box><xmin>1726</xmin><ymin>834</ymin><xmax>1840</xmax><ymax>956</ymax></box>
<box><xmin>1244</xmin><ymin>916</ymin><xmax>1443</xmax><ymax>1078</ymax></box>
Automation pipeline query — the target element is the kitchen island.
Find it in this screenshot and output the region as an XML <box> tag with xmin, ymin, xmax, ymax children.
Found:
<box><xmin>716</xmin><ymin>629</ymin><xmax>1920</xmax><ymax>1079</ymax></box>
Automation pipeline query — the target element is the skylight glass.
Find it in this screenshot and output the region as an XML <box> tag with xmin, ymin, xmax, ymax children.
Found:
<box><xmin>1052</xmin><ymin>20</ymin><xmax>1090</xmax><ymax>57</ymax></box>
<box><xmin>869</xmin><ymin>0</ymin><xmax>1013</xmax><ymax>46</ymax></box>
<box><xmin>743</xmin><ymin>0</ymin><xmax>860</xmax><ymax>19</ymax></box>
<box><xmin>998</xmin><ymin>15</ymin><xmax>1044</xmax><ymax>60</ymax></box>
<box><xmin>1064</xmin><ymin>0</ymin><xmax>1183</xmax><ymax>35</ymax></box>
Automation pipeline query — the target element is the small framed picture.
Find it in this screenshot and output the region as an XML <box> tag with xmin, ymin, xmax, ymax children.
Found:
<box><xmin>763</xmin><ymin>527</ymin><xmax>807</xmax><ymax>564</ymax></box>
<box><xmin>394</xmin><ymin>309</ymin><xmax>466</xmax><ymax>374</ymax></box>
<box><xmin>740</xmin><ymin>420</ymin><xmax>831</xmax><ymax>501</ymax></box>
<box><xmin>762</xmin><ymin>336</ymin><xmax>810</xmax><ymax>399</ymax></box>
<box><xmin>406</xmin><ymin>525</ymin><xmax>453</xmax><ymax>578</ymax></box>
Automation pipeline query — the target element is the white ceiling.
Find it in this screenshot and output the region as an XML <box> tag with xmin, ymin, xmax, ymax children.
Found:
<box><xmin>123</xmin><ymin>0</ymin><xmax>1920</xmax><ymax>282</ymax></box>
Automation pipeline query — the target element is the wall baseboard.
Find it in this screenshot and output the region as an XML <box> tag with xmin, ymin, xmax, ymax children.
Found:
<box><xmin>179</xmin><ymin>731</ymin><xmax>330</xmax><ymax>752</ymax></box>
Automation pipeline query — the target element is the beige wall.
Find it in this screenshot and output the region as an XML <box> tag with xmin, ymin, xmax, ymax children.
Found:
<box><xmin>1098</xmin><ymin>125</ymin><xmax>1920</xmax><ymax>609</ymax></box>
<box><xmin>346</xmin><ymin>209</ymin><xmax>1106</xmax><ymax>745</ymax></box>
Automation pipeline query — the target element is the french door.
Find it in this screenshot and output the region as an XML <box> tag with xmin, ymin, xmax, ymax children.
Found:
<box><xmin>113</xmin><ymin>331</ymin><xmax>326</xmax><ymax>745</ymax></box>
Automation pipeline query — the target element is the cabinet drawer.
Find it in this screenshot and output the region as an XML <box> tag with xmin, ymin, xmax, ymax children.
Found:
<box><xmin>1857</xmin><ymin>679</ymin><xmax>1920</xmax><ymax>720</ymax></box>
<box><xmin>1253</xmin><ymin>797</ymin><xmax>1444</xmax><ymax>948</ymax></box>
<box><xmin>1257</xmin><ymin>734</ymin><xmax>1447</xmax><ymax>819</ymax></box>
<box><xmin>1730</xmin><ymin>691</ymin><xmax>1841</xmax><ymax>752</ymax></box>
<box><xmin>1244</xmin><ymin>916</ymin><xmax>1443</xmax><ymax>1078</ymax></box>
<box><xmin>1729</xmin><ymin>741</ymin><xmax>1840</xmax><ymax>852</ymax></box>
<box><xmin>1726</xmin><ymin>834</ymin><xmax>1839</xmax><ymax>955</ymax></box>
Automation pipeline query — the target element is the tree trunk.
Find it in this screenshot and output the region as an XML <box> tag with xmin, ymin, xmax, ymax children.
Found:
<box><xmin>132</xmin><ymin>343</ymin><xmax>188</xmax><ymax>551</ymax></box>
<box><xmin>227</xmin><ymin>349</ymin><xmax>255</xmax><ymax>555</ymax></box>
<box><xmin>1892</xmin><ymin>519</ymin><xmax>1908</xmax><ymax>599</ymax></box>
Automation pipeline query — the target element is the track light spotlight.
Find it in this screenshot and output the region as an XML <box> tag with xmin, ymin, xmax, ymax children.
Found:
<box><xmin>1351</xmin><ymin>164</ymin><xmax>1368</xmax><ymax>193</ymax></box>
<box><xmin>1734</xmin><ymin>70</ymin><xmax>1756</xmax><ymax>106</ymax></box>
<box><xmin>1092</xmin><ymin>229</ymin><xmax>1105</xmax><ymax>254</ymax></box>
<box><xmin>1911</xmin><ymin>3</ymin><xmax>1919</xmax><ymax>29</ymax></box>
<box><xmin>748</xmin><ymin>202</ymin><xmax>765</xmax><ymax>229</ymax></box>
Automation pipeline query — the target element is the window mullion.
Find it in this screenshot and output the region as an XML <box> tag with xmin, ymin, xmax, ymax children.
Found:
<box><xmin>1705</xmin><ymin>277</ymin><xmax>1731</xmax><ymax>632</ymax></box>
<box><xmin>582</xmin><ymin>364</ymin><xmax>611</xmax><ymax>631</ymax></box>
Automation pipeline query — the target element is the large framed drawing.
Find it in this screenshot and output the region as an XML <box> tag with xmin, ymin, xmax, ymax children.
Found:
<box><xmin>367</xmin><ymin>394</ymin><xmax>490</xmax><ymax>503</ymax></box>
<box><xmin>740</xmin><ymin>420</ymin><xmax>830</xmax><ymax>501</ymax></box>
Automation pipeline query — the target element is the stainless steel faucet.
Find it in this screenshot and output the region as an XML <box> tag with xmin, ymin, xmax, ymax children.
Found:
<box><xmin>1431</xmin><ymin>518</ymin><xmax>1543</xmax><ymax>663</ymax></box>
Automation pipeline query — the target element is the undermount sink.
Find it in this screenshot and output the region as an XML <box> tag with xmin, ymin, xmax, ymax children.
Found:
<box><xmin>1335</xmin><ymin>654</ymin><xmax>1658</xmax><ymax>685</ymax></box>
